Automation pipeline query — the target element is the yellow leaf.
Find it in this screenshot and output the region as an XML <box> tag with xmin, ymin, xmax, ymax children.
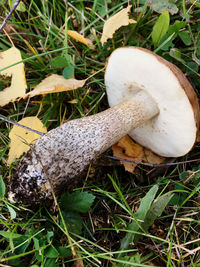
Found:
<box><xmin>0</xmin><ymin>46</ymin><xmax>27</xmax><ymax>107</ymax></box>
<box><xmin>101</xmin><ymin>5</ymin><xmax>136</xmax><ymax>45</ymax></box>
<box><xmin>112</xmin><ymin>135</ymin><xmax>165</xmax><ymax>174</ymax></box>
<box><xmin>66</xmin><ymin>30</ymin><xmax>94</xmax><ymax>48</ymax></box>
<box><xmin>24</xmin><ymin>74</ymin><xmax>86</xmax><ymax>98</ymax></box>
<box><xmin>8</xmin><ymin>117</ymin><xmax>47</xmax><ymax>163</ymax></box>
<box><xmin>112</xmin><ymin>136</ymin><xmax>144</xmax><ymax>173</ymax></box>
<box><xmin>117</xmin><ymin>135</ymin><xmax>143</xmax><ymax>157</ymax></box>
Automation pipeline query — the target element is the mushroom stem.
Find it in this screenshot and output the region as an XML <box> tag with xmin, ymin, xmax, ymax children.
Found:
<box><xmin>8</xmin><ymin>90</ymin><xmax>159</xmax><ymax>204</ymax></box>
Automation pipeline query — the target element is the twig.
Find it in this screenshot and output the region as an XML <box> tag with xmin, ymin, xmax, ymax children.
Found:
<box><xmin>103</xmin><ymin>155</ymin><xmax>200</xmax><ymax>167</ymax></box>
<box><xmin>0</xmin><ymin>116</ymin><xmax>44</xmax><ymax>136</ymax></box>
<box><xmin>0</xmin><ymin>0</ymin><xmax>21</xmax><ymax>31</ymax></box>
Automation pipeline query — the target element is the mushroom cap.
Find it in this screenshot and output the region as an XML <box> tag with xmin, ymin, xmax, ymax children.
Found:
<box><xmin>105</xmin><ymin>47</ymin><xmax>199</xmax><ymax>157</ymax></box>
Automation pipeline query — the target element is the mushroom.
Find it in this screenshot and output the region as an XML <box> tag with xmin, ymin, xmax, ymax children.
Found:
<box><xmin>8</xmin><ymin>47</ymin><xmax>199</xmax><ymax>204</ymax></box>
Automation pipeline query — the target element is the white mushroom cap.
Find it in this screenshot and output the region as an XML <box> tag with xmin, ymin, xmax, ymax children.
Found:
<box><xmin>105</xmin><ymin>47</ymin><xmax>199</xmax><ymax>157</ymax></box>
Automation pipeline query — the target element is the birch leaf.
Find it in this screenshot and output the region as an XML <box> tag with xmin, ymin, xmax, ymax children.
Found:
<box><xmin>101</xmin><ymin>5</ymin><xmax>136</xmax><ymax>45</ymax></box>
<box><xmin>25</xmin><ymin>74</ymin><xmax>86</xmax><ymax>98</ymax></box>
<box><xmin>8</xmin><ymin>117</ymin><xmax>47</xmax><ymax>163</ymax></box>
<box><xmin>112</xmin><ymin>135</ymin><xmax>165</xmax><ymax>173</ymax></box>
<box><xmin>0</xmin><ymin>47</ymin><xmax>27</xmax><ymax>107</ymax></box>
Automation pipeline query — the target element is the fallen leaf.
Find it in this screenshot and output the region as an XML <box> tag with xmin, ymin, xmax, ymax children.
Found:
<box><xmin>143</xmin><ymin>148</ymin><xmax>165</xmax><ymax>165</ymax></box>
<box><xmin>117</xmin><ymin>135</ymin><xmax>143</xmax><ymax>157</ymax></box>
<box><xmin>8</xmin><ymin>117</ymin><xmax>47</xmax><ymax>163</ymax></box>
<box><xmin>24</xmin><ymin>74</ymin><xmax>86</xmax><ymax>98</ymax></box>
<box><xmin>112</xmin><ymin>135</ymin><xmax>165</xmax><ymax>173</ymax></box>
<box><xmin>112</xmin><ymin>136</ymin><xmax>144</xmax><ymax>173</ymax></box>
<box><xmin>63</xmin><ymin>30</ymin><xmax>94</xmax><ymax>48</ymax></box>
<box><xmin>100</xmin><ymin>5</ymin><xmax>136</xmax><ymax>45</ymax></box>
<box><xmin>0</xmin><ymin>46</ymin><xmax>27</xmax><ymax>107</ymax></box>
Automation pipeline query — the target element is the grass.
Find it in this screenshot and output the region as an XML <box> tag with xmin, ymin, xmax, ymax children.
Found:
<box><xmin>0</xmin><ymin>0</ymin><xmax>200</xmax><ymax>266</ymax></box>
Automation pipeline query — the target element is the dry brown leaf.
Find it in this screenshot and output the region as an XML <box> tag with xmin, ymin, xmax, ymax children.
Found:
<box><xmin>112</xmin><ymin>135</ymin><xmax>165</xmax><ymax>173</ymax></box>
<box><xmin>117</xmin><ymin>135</ymin><xmax>143</xmax><ymax>157</ymax></box>
<box><xmin>112</xmin><ymin>136</ymin><xmax>144</xmax><ymax>173</ymax></box>
<box><xmin>0</xmin><ymin>46</ymin><xmax>27</xmax><ymax>107</ymax></box>
<box><xmin>100</xmin><ymin>5</ymin><xmax>136</xmax><ymax>45</ymax></box>
<box><xmin>143</xmin><ymin>148</ymin><xmax>164</xmax><ymax>165</ymax></box>
<box><xmin>8</xmin><ymin>116</ymin><xmax>47</xmax><ymax>163</ymax></box>
<box><xmin>112</xmin><ymin>144</ymin><xmax>137</xmax><ymax>173</ymax></box>
<box><xmin>24</xmin><ymin>74</ymin><xmax>86</xmax><ymax>98</ymax></box>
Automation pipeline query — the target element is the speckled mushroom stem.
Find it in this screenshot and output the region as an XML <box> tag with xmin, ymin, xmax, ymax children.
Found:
<box><xmin>8</xmin><ymin>90</ymin><xmax>159</xmax><ymax>204</ymax></box>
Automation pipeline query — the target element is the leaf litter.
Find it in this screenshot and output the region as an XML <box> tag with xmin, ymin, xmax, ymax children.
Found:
<box><xmin>101</xmin><ymin>5</ymin><xmax>136</xmax><ymax>45</ymax></box>
<box><xmin>8</xmin><ymin>116</ymin><xmax>47</xmax><ymax>163</ymax></box>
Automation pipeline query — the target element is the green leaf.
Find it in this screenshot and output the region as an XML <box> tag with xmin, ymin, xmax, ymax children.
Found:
<box><xmin>61</xmin><ymin>210</ymin><xmax>83</xmax><ymax>234</ymax></box>
<box><xmin>60</xmin><ymin>191</ymin><xmax>95</xmax><ymax>213</ymax></box>
<box><xmin>58</xmin><ymin>246</ymin><xmax>71</xmax><ymax>258</ymax></box>
<box><xmin>13</xmin><ymin>236</ymin><xmax>31</xmax><ymax>254</ymax></box>
<box><xmin>159</xmin><ymin>33</ymin><xmax>175</xmax><ymax>51</ymax></box>
<box><xmin>63</xmin><ymin>64</ymin><xmax>74</xmax><ymax>79</ymax></box>
<box><xmin>168</xmin><ymin>20</ymin><xmax>186</xmax><ymax>35</ymax></box>
<box><xmin>120</xmin><ymin>185</ymin><xmax>158</xmax><ymax>251</ymax></box>
<box><xmin>0</xmin><ymin>230</ymin><xmax>30</xmax><ymax>254</ymax></box>
<box><xmin>35</xmin><ymin>250</ymin><xmax>42</xmax><ymax>262</ymax></box>
<box><xmin>152</xmin><ymin>11</ymin><xmax>170</xmax><ymax>48</ymax></box>
<box><xmin>33</xmin><ymin>237</ymin><xmax>40</xmax><ymax>250</ymax></box>
<box><xmin>0</xmin><ymin>175</ymin><xmax>5</xmax><ymax>196</ymax></box>
<box><xmin>6</xmin><ymin>204</ymin><xmax>17</xmax><ymax>220</ymax></box>
<box><xmin>148</xmin><ymin>0</ymin><xmax>178</xmax><ymax>15</ymax></box>
<box><xmin>46</xmin><ymin>231</ymin><xmax>54</xmax><ymax>243</ymax></box>
<box><xmin>45</xmin><ymin>245</ymin><xmax>59</xmax><ymax>258</ymax></box>
<box><xmin>0</xmin><ymin>231</ymin><xmax>22</xmax><ymax>239</ymax></box>
<box><xmin>141</xmin><ymin>193</ymin><xmax>173</xmax><ymax>233</ymax></box>
<box><xmin>178</xmin><ymin>31</ymin><xmax>192</xmax><ymax>46</ymax></box>
<box><xmin>44</xmin><ymin>258</ymin><xmax>56</xmax><ymax>267</ymax></box>
<box><xmin>50</xmin><ymin>56</ymin><xmax>69</xmax><ymax>69</ymax></box>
